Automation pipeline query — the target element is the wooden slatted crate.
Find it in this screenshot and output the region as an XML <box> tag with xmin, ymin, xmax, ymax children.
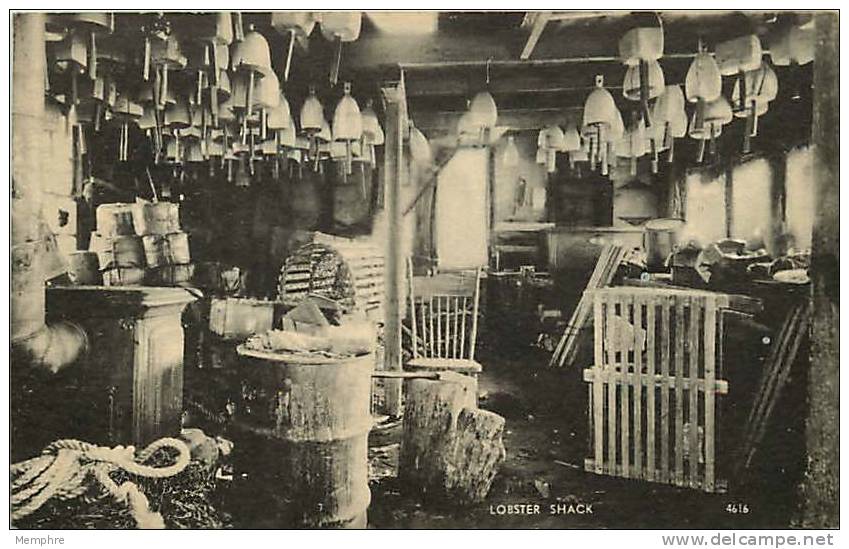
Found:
<box><xmin>583</xmin><ymin>286</ymin><xmax>740</xmax><ymax>493</ymax></box>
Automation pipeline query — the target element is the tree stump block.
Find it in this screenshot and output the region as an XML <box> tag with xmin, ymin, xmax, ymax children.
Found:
<box><xmin>399</xmin><ymin>372</ymin><xmax>505</xmax><ymax>503</ymax></box>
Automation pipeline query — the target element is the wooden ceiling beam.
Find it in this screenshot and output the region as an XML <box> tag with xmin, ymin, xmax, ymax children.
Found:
<box><xmin>412</xmin><ymin>107</ymin><xmax>584</xmax><ymax>134</ymax></box>
<box><xmin>520</xmin><ymin>11</ymin><xmax>551</xmax><ymax>60</ymax></box>
<box><xmin>401</xmin><ymin>57</ymin><xmax>692</xmax><ymax>98</ymax></box>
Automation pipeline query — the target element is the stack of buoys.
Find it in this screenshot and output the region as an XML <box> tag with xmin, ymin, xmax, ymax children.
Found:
<box><xmin>89</xmin><ymin>201</ymin><xmax>192</xmax><ymax>287</ymax></box>
<box><xmin>90</xmin><ymin>203</ymin><xmax>146</xmax><ymax>286</ymax></box>
<box><xmin>133</xmin><ymin>201</ymin><xmax>193</xmax><ymax>286</ymax></box>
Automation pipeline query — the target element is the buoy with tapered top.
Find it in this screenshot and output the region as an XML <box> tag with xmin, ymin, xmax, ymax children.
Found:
<box><xmin>360</xmin><ymin>99</ymin><xmax>384</xmax><ymax>166</ymax></box>
<box><xmin>67</xmin><ymin>12</ymin><xmax>113</xmax><ymax>80</ymax></box>
<box><xmin>271</xmin><ymin>12</ymin><xmax>317</xmax><ymax>82</ymax></box>
<box><xmin>688</xmin><ymin>96</ymin><xmax>732</xmax><ymax>163</ymax></box>
<box><xmin>320</xmin><ymin>12</ymin><xmax>362</xmax><ymax>85</ymax></box>
<box><xmin>685</xmin><ymin>38</ymin><xmax>722</xmax><ymax>133</ymax></box>
<box><xmin>732</xmin><ymin>61</ymin><xmax>778</xmax><ymax>152</ymax></box>
<box><xmin>300</xmin><ymin>86</ymin><xmax>325</xmax><ymax>170</ymax></box>
<box><xmin>651</xmin><ymin>84</ymin><xmax>687</xmax><ymax>163</ymax></box>
<box><xmin>231</xmin><ymin>23</ymin><xmax>272</xmax><ymax>145</ymax></box>
<box><xmin>332</xmin><ymin>82</ymin><xmax>363</xmax><ymax>175</ymax></box>
<box><xmin>582</xmin><ymin>75</ymin><xmax>620</xmax><ymax>175</ymax></box>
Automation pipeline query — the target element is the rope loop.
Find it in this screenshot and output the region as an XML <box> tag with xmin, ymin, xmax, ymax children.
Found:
<box><xmin>11</xmin><ymin>437</ymin><xmax>190</xmax><ymax>528</ymax></box>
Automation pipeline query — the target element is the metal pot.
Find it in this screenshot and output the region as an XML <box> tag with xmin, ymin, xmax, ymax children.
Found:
<box><xmin>643</xmin><ymin>218</ymin><xmax>684</xmax><ymax>272</ymax></box>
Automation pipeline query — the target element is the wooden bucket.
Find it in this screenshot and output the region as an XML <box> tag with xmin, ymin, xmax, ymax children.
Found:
<box><xmin>89</xmin><ymin>233</ymin><xmax>146</xmax><ymax>270</ymax></box>
<box><xmin>102</xmin><ymin>266</ymin><xmax>146</xmax><ymax>286</ymax></box>
<box><xmin>95</xmin><ymin>203</ymin><xmax>136</xmax><ymax>236</ymax></box>
<box><xmin>67</xmin><ymin>251</ymin><xmax>102</xmax><ymax>285</ymax></box>
<box><xmin>141</xmin><ymin>232</ymin><xmax>191</xmax><ymax>268</ymax></box>
<box><xmin>233</xmin><ymin>347</ymin><xmax>373</xmax><ymax>528</ymax></box>
<box><xmin>132</xmin><ymin>202</ymin><xmax>181</xmax><ymax>235</ymax></box>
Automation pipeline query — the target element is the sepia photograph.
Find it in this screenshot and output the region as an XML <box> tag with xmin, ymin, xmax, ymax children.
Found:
<box><xmin>7</xmin><ymin>5</ymin><xmax>840</xmax><ymax>537</ymax></box>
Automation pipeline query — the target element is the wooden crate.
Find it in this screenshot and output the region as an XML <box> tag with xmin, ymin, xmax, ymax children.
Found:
<box><xmin>583</xmin><ymin>286</ymin><xmax>737</xmax><ymax>493</ymax></box>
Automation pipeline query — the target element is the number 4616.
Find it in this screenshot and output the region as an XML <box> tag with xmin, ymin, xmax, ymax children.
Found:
<box><xmin>726</xmin><ymin>503</ymin><xmax>750</xmax><ymax>514</ymax></box>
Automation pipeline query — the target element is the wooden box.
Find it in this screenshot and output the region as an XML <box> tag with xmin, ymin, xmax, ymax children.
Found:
<box><xmin>45</xmin><ymin>286</ymin><xmax>196</xmax><ymax>446</ymax></box>
<box><xmin>209</xmin><ymin>297</ymin><xmax>275</xmax><ymax>340</ymax></box>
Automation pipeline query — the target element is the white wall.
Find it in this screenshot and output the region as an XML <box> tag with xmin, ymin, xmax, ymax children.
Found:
<box><xmin>434</xmin><ymin>147</ymin><xmax>489</xmax><ymax>270</ymax></box>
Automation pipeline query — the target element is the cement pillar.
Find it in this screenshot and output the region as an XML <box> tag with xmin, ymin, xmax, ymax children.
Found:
<box><xmin>11</xmin><ymin>13</ymin><xmax>47</xmax><ymax>342</ymax></box>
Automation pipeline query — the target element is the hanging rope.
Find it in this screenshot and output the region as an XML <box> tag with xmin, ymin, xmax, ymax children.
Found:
<box><xmin>11</xmin><ymin>437</ymin><xmax>190</xmax><ymax>529</ymax></box>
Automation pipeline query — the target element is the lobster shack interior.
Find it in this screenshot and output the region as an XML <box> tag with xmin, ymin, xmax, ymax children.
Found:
<box><xmin>9</xmin><ymin>10</ymin><xmax>839</xmax><ymax>530</ymax></box>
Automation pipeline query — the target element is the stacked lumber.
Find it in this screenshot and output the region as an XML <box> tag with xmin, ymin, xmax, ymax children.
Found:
<box><xmin>738</xmin><ymin>299</ymin><xmax>811</xmax><ymax>472</ymax></box>
<box><xmin>549</xmin><ymin>243</ymin><xmax>629</xmax><ymax>368</ymax></box>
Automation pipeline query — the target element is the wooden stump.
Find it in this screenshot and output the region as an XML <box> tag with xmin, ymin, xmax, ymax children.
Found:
<box><xmin>400</xmin><ymin>372</ymin><xmax>505</xmax><ymax>503</ymax></box>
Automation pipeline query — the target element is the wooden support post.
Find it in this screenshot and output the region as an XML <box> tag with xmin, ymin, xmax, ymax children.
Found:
<box><xmin>801</xmin><ymin>11</ymin><xmax>839</xmax><ymax>529</ymax></box>
<box><xmin>381</xmin><ymin>77</ymin><xmax>408</xmax><ymax>417</ymax></box>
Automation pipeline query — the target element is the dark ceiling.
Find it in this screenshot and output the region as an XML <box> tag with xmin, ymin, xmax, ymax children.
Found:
<box><xmin>59</xmin><ymin>10</ymin><xmax>817</xmax><ymax>139</ymax></box>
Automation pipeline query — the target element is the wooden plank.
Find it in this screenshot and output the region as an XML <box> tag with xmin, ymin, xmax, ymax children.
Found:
<box><xmin>437</xmin><ymin>296</ymin><xmax>443</xmax><ymax>358</ymax></box>
<box><xmin>606</xmin><ymin>295</ymin><xmax>617</xmax><ymax>476</ymax></box>
<box><xmin>453</xmin><ymin>296</ymin><xmax>460</xmax><ymax>358</ymax></box>
<box><xmin>646</xmin><ymin>296</ymin><xmax>656</xmax><ymax>482</ymax></box>
<box><xmin>674</xmin><ymin>296</ymin><xmax>686</xmax><ymax>486</ymax></box>
<box><xmin>583</xmin><ymin>370</ymin><xmax>728</xmax><ymax>393</ymax></box>
<box><xmin>633</xmin><ymin>295</ymin><xmax>643</xmax><ymax>480</ymax></box>
<box><xmin>428</xmin><ymin>297</ymin><xmax>435</xmax><ymax>357</ymax></box>
<box><xmin>688</xmin><ymin>295</ymin><xmax>701</xmax><ymax>488</ymax></box>
<box><xmin>593</xmin><ymin>292</ymin><xmax>604</xmax><ymax>474</ymax></box>
<box><xmin>408</xmin><ymin>259</ymin><xmax>418</xmax><ymax>360</ymax></box>
<box><xmin>744</xmin><ymin>302</ymin><xmax>810</xmax><ymax>469</ymax></box>
<box><xmin>620</xmin><ymin>296</ymin><xmax>631</xmax><ymax>478</ymax></box>
<box><xmin>520</xmin><ymin>12</ymin><xmax>551</xmax><ymax>60</ymax></box>
<box><xmin>660</xmin><ymin>294</ymin><xmax>671</xmax><ymax>483</ymax></box>
<box><xmin>460</xmin><ymin>296</ymin><xmax>467</xmax><ymax>359</ymax></box>
<box><xmin>469</xmin><ymin>268</ymin><xmax>482</xmax><ymax>361</ymax></box>
<box><xmin>703</xmin><ymin>297</ymin><xmax>717</xmax><ymax>492</ymax></box>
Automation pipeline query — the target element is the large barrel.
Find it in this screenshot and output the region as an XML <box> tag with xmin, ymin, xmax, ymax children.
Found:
<box><xmin>233</xmin><ymin>347</ymin><xmax>373</xmax><ymax>528</ymax></box>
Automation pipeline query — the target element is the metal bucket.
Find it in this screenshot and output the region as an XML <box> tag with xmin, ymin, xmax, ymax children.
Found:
<box><xmin>644</xmin><ymin>218</ymin><xmax>684</xmax><ymax>272</ymax></box>
<box><xmin>233</xmin><ymin>347</ymin><xmax>373</xmax><ymax>528</ymax></box>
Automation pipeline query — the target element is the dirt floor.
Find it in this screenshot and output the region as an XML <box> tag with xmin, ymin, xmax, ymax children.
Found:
<box><xmin>364</xmin><ymin>343</ymin><xmax>808</xmax><ymax>529</ymax></box>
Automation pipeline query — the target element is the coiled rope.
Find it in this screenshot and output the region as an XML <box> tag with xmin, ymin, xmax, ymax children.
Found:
<box><xmin>11</xmin><ymin>437</ymin><xmax>190</xmax><ymax>529</ymax></box>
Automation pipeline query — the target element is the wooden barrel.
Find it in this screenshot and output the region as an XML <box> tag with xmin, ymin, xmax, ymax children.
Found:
<box><xmin>233</xmin><ymin>347</ymin><xmax>373</xmax><ymax>528</ymax></box>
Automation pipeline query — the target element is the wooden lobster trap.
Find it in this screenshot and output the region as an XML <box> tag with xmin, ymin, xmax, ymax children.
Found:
<box><xmin>583</xmin><ymin>286</ymin><xmax>746</xmax><ymax>493</ymax></box>
<box><xmin>277</xmin><ymin>232</ymin><xmax>385</xmax><ymax>321</ymax></box>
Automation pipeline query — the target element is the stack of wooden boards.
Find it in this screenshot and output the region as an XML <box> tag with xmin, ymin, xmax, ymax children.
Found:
<box><xmin>277</xmin><ymin>232</ymin><xmax>385</xmax><ymax>320</ymax></box>
<box><xmin>550</xmin><ymin>244</ymin><xmax>629</xmax><ymax>368</ymax></box>
<box><xmin>738</xmin><ymin>299</ymin><xmax>812</xmax><ymax>472</ymax></box>
<box><xmin>89</xmin><ymin>202</ymin><xmax>192</xmax><ymax>286</ymax></box>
